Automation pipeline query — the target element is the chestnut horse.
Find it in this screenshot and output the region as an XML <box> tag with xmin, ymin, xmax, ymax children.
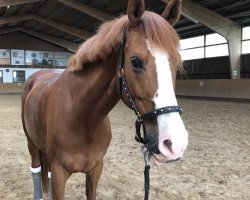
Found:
<box><xmin>21</xmin><ymin>0</ymin><xmax>188</xmax><ymax>199</ymax></box>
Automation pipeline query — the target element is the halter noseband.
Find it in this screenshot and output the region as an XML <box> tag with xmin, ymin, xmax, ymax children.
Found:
<box><xmin>118</xmin><ymin>28</ymin><xmax>183</xmax><ymax>145</ymax></box>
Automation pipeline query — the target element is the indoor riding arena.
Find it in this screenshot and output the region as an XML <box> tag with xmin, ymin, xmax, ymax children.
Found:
<box><xmin>0</xmin><ymin>0</ymin><xmax>249</xmax><ymax>200</ymax></box>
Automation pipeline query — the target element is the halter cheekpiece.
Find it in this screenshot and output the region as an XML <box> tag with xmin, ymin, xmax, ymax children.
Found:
<box><xmin>118</xmin><ymin>27</ymin><xmax>183</xmax><ymax>145</ymax></box>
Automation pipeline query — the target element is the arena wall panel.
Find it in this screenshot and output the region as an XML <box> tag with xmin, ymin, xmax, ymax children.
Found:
<box><xmin>176</xmin><ymin>79</ymin><xmax>250</xmax><ymax>100</ymax></box>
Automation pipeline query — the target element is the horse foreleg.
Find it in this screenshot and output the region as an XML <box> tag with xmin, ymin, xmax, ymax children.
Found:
<box><xmin>51</xmin><ymin>161</ymin><xmax>71</xmax><ymax>200</ymax></box>
<box><xmin>85</xmin><ymin>161</ymin><xmax>104</xmax><ymax>200</ymax></box>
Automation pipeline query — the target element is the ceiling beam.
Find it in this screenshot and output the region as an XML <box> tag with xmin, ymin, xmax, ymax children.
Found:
<box><xmin>0</xmin><ymin>14</ymin><xmax>92</xmax><ymax>39</ymax></box>
<box><xmin>162</xmin><ymin>0</ymin><xmax>242</xmax><ymax>79</ymax></box>
<box><xmin>31</xmin><ymin>15</ymin><xmax>92</xmax><ymax>39</ymax></box>
<box><xmin>56</xmin><ymin>0</ymin><xmax>114</xmax><ymax>22</ymax></box>
<box><xmin>181</xmin><ymin>0</ymin><xmax>242</xmax><ymax>80</ymax></box>
<box><xmin>162</xmin><ymin>0</ymin><xmax>238</xmax><ymax>36</ymax></box>
<box><xmin>0</xmin><ymin>0</ymin><xmax>44</xmax><ymax>8</ymax></box>
<box><xmin>177</xmin><ymin>2</ymin><xmax>250</xmax><ymax>26</ymax></box>
<box><xmin>0</xmin><ymin>27</ymin><xmax>21</xmax><ymax>34</ymax></box>
<box><xmin>177</xmin><ymin>10</ymin><xmax>250</xmax><ymax>33</ymax></box>
<box><xmin>177</xmin><ymin>24</ymin><xmax>200</xmax><ymax>32</ymax></box>
<box><xmin>0</xmin><ymin>27</ymin><xmax>78</xmax><ymax>52</ymax></box>
<box><xmin>180</xmin><ymin>0</ymin><xmax>239</xmax><ymax>37</ymax></box>
<box><xmin>19</xmin><ymin>28</ymin><xmax>79</xmax><ymax>52</ymax></box>
<box><xmin>0</xmin><ymin>14</ymin><xmax>32</xmax><ymax>24</ymax></box>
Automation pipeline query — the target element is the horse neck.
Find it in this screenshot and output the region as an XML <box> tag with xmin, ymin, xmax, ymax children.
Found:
<box><xmin>62</xmin><ymin>53</ymin><xmax>120</xmax><ymax>124</ymax></box>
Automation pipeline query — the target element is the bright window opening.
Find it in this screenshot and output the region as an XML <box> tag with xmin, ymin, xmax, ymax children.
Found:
<box><xmin>206</xmin><ymin>33</ymin><xmax>227</xmax><ymax>45</ymax></box>
<box><xmin>180</xmin><ymin>47</ymin><xmax>204</xmax><ymax>60</ymax></box>
<box><xmin>206</xmin><ymin>44</ymin><xmax>229</xmax><ymax>58</ymax></box>
<box><xmin>0</xmin><ymin>70</ymin><xmax>3</xmax><ymax>83</ymax></box>
<box><xmin>180</xmin><ymin>36</ymin><xmax>204</xmax><ymax>50</ymax></box>
<box><xmin>242</xmin><ymin>40</ymin><xmax>250</xmax><ymax>54</ymax></box>
<box><xmin>243</xmin><ymin>26</ymin><xmax>250</xmax><ymax>40</ymax></box>
<box><xmin>13</xmin><ymin>71</ymin><xmax>25</xmax><ymax>83</ymax></box>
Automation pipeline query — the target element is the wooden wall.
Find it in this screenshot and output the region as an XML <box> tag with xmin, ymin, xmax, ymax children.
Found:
<box><xmin>0</xmin><ymin>32</ymin><xmax>67</xmax><ymax>51</ymax></box>
<box><xmin>1</xmin><ymin>80</ymin><xmax>249</xmax><ymax>100</ymax></box>
<box><xmin>242</xmin><ymin>54</ymin><xmax>250</xmax><ymax>78</ymax></box>
<box><xmin>176</xmin><ymin>79</ymin><xmax>250</xmax><ymax>100</ymax></box>
<box><xmin>0</xmin><ymin>83</ymin><xmax>23</xmax><ymax>94</ymax></box>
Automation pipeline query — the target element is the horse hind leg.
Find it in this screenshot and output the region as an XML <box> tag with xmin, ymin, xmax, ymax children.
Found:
<box><xmin>48</xmin><ymin>170</ymin><xmax>52</xmax><ymax>200</ymax></box>
<box><xmin>22</xmin><ymin>81</ymin><xmax>45</xmax><ymax>199</ymax></box>
<box><xmin>27</xmin><ymin>137</ymin><xmax>43</xmax><ymax>200</ymax></box>
<box><xmin>22</xmin><ymin>120</ymin><xmax>43</xmax><ymax>199</ymax></box>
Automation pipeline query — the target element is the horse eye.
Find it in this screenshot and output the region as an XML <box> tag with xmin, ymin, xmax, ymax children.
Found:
<box><xmin>130</xmin><ymin>56</ymin><xmax>143</xmax><ymax>69</ymax></box>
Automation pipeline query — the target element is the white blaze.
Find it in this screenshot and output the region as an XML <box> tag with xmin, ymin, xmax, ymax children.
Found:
<box><xmin>147</xmin><ymin>41</ymin><xmax>188</xmax><ymax>161</ymax></box>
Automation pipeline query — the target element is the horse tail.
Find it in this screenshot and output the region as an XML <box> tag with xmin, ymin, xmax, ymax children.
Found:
<box><xmin>39</xmin><ymin>150</ymin><xmax>49</xmax><ymax>193</ymax></box>
<box><xmin>21</xmin><ymin>81</ymin><xmax>30</xmax><ymax>138</ymax></box>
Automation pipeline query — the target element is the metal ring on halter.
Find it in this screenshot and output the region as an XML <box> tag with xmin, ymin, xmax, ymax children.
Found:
<box><xmin>118</xmin><ymin>68</ymin><xmax>124</xmax><ymax>77</ymax></box>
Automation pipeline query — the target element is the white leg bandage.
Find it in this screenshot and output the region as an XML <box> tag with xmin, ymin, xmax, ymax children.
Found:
<box><xmin>30</xmin><ymin>166</ymin><xmax>41</xmax><ymax>173</ymax></box>
<box><xmin>48</xmin><ymin>172</ymin><xmax>52</xmax><ymax>200</ymax></box>
<box><xmin>30</xmin><ymin>166</ymin><xmax>43</xmax><ymax>200</ymax></box>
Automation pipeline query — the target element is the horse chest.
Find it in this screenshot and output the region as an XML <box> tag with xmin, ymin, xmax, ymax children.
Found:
<box><xmin>47</xmin><ymin>128</ymin><xmax>110</xmax><ymax>172</ymax></box>
<box><xmin>57</xmin><ymin>150</ymin><xmax>105</xmax><ymax>173</ymax></box>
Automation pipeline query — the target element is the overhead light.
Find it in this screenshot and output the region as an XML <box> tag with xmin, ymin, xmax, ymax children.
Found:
<box><xmin>181</xmin><ymin>12</ymin><xmax>199</xmax><ymax>24</ymax></box>
<box><xmin>7</xmin><ymin>5</ymin><xmax>10</xmax><ymax>9</ymax></box>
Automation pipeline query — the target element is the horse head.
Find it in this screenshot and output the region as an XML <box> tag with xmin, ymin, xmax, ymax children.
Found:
<box><xmin>120</xmin><ymin>0</ymin><xmax>188</xmax><ymax>165</ymax></box>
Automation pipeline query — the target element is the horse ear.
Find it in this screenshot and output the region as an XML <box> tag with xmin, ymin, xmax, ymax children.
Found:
<box><xmin>162</xmin><ymin>0</ymin><xmax>181</xmax><ymax>26</ymax></box>
<box><xmin>127</xmin><ymin>0</ymin><xmax>145</xmax><ymax>26</ymax></box>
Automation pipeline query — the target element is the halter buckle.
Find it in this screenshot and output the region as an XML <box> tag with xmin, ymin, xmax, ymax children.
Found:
<box><xmin>118</xmin><ymin>68</ymin><xmax>124</xmax><ymax>77</ymax></box>
<box><xmin>137</xmin><ymin>112</ymin><xmax>142</xmax><ymax>121</ymax></box>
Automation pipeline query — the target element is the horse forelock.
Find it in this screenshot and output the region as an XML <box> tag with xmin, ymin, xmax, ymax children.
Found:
<box><xmin>68</xmin><ymin>11</ymin><xmax>182</xmax><ymax>73</ymax></box>
<box><xmin>142</xmin><ymin>11</ymin><xmax>182</xmax><ymax>72</ymax></box>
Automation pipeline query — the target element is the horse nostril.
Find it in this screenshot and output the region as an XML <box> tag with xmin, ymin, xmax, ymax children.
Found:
<box><xmin>164</xmin><ymin>139</ymin><xmax>172</xmax><ymax>147</ymax></box>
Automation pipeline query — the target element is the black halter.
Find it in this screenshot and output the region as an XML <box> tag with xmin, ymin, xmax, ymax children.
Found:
<box><xmin>118</xmin><ymin>28</ymin><xmax>183</xmax><ymax>145</ymax></box>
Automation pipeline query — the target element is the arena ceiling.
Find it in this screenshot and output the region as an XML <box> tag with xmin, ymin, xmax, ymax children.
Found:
<box><xmin>0</xmin><ymin>0</ymin><xmax>249</xmax><ymax>51</ymax></box>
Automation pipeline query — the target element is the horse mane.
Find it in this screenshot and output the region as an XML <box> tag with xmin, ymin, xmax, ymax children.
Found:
<box><xmin>68</xmin><ymin>11</ymin><xmax>182</xmax><ymax>72</ymax></box>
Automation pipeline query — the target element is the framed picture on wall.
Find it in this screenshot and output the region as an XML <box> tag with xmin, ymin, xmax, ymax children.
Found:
<box><xmin>11</xmin><ymin>49</ymin><xmax>25</xmax><ymax>65</ymax></box>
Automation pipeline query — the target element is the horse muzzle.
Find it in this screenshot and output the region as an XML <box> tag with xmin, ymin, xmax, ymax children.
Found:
<box><xmin>146</xmin><ymin>131</ymin><xmax>188</xmax><ymax>165</ymax></box>
<box><xmin>152</xmin><ymin>154</ymin><xmax>181</xmax><ymax>165</ymax></box>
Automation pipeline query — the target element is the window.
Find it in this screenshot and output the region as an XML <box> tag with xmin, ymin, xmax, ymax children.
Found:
<box><xmin>180</xmin><ymin>36</ymin><xmax>204</xmax><ymax>50</ymax></box>
<box><xmin>180</xmin><ymin>47</ymin><xmax>204</xmax><ymax>61</ymax></box>
<box><xmin>54</xmin><ymin>52</ymin><xmax>72</xmax><ymax>67</ymax></box>
<box><xmin>242</xmin><ymin>26</ymin><xmax>250</xmax><ymax>54</ymax></box>
<box><xmin>0</xmin><ymin>70</ymin><xmax>3</xmax><ymax>83</ymax></box>
<box><xmin>205</xmin><ymin>33</ymin><xmax>228</xmax><ymax>58</ymax></box>
<box><xmin>242</xmin><ymin>41</ymin><xmax>250</xmax><ymax>54</ymax></box>
<box><xmin>179</xmin><ymin>33</ymin><xmax>230</xmax><ymax>60</ymax></box>
<box><xmin>206</xmin><ymin>33</ymin><xmax>227</xmax><ymax>46</ymax></box>
<box><xmin>179</xmin><ymin>36</ymin><xmax>205</xmax><ymax>60</ymax></box>
<box><xmin>13</xmin><ymin>71</ymin><xmax>25</xmax><ymax>83</ymax></box>
<box><xmin>0</xmin><ymin>49</ymin><xmax>10</xmax><ymax>65</ymax></box>
<box><xmin>11</xmin><ymin>50</ymin><xmax>24</xmax><ymax>65</ymax></box>
<box><xmin>25</xmin><ymin>50</ymin><xmax>54</xmax><ymax>66</ymax></box>
<box><xmin>242</xmin><ymin>26</ymin><xmax>250</xmax><ymax>40</ymax></box>
<box><xmin>205</xmin><ymin>44</ymin><xmax>229</xmax><ymax>58</ymax></box>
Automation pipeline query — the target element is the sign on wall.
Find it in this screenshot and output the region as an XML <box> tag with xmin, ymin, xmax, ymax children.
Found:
<box><xmin>25</xmin><ymin>51</ymin><xmax>54</xmax><ymax>66</ymax></box>
<box><xmin>11</xmin><ymin>50</ymin><xmax>25</xmax><ymax>65</ymax></box>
